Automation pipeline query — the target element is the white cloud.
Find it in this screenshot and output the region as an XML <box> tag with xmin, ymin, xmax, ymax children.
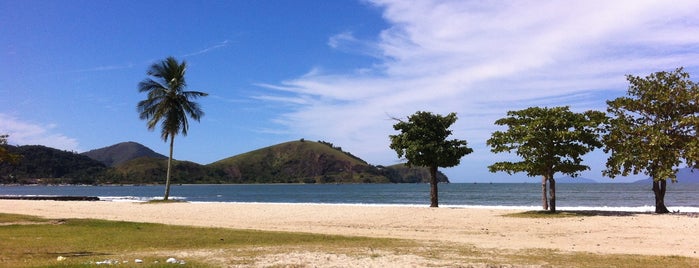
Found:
<box><xmin>63</xmin><ymin>63</ymin><xmax>135</xmax><ymax>74</ymax></box>
<box><xmin>181</xmin><ymin>40</ymin><xmax>231</xmax><ymax>58</ymax></box>
<box><xmin>0</xmin><ymin>113</ymin><xmax>80</xmax><ymax>152</ymax></box>
<box><xmin>260</xmin><ymin>0</ymin><xmax>699</xmax><ymax>180</ymax></box>
<box><xmin>60</xmin><ymin>40</ymin><xmax>232</xmax><ymax>75</ymax></box>
<box><xmin>328</xmin><ymin>32</ymin><xmax>383</xmax><ymax>58</ymax></box>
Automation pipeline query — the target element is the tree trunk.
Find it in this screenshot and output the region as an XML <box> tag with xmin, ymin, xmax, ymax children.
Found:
<box><xmin>429</xmin><ymin>165</ymin><xmax>439</xmax><ymax>208</ymax></box>
<box><xmin>549</xmin><ymin>177</ymin><xmax>556</xmax><ymax>213</ymax></box>
<box><xmin>164</xmin><ymin>135</ymin><xmax>174</xmax><ymax>201</ymax></box>
<box><xmin>541</xmin><ymin>176</ymin><xmax>549</xmax><ymax>211</ymax></box>
<box><xmin>652</xmin><ymin>180</ymin><xmax>669</xmax><ymax>214</ymax></box>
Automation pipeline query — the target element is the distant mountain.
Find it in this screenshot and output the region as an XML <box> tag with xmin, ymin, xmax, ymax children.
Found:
<box><xmin>82</xmin><ymin>141</ymin><xmax>166</xmax><ymax>167</ymax></box>
<box><xmin>0</xmin><ymin>145</ymin><xmax>106</xmax><ymax>184</ymax></box>
<box><xmin>209</xmin><ymin>140</ymin><xmax>390</xmax><ymax>183</ymax></box>
<box><xmin>557</xmin><ymin>176</ymin><xmax>598</xmax><ymax>183</ymax></box>
<box><xmin>102</xmin><ymin>157</ymin><xmax>215</xmax><ymax>184</ymax></box>
<box><xmin>633</xmin><ymin>168</ymin><xmax>699</xmax><ymax>184</ymax></box>
<box><xmin>1</xmin><ymin>140</ymin><xmax>450</xmax><ymax>185</ymax></box>
<box><xmin>107</xmin><ymin>140</ymin><xmax>447</xmax><ymax>184</ymax></box>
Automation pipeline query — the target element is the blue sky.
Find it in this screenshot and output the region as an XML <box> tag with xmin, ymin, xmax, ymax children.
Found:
<box><xmin>2</xmin><ymin>0</ymin><xmax>699</xmax><ymax>183</ymax></box>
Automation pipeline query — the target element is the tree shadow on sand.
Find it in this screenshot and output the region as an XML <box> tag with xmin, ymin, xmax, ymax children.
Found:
<box><xmin>505</xmin><ymin>210</ymin><xmax>699</xmax><ymax>218</ymax></box>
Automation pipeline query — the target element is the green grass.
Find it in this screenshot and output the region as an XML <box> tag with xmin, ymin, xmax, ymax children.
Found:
<box><xmin>0</xmin><ymin>213</ymin><xmax>49</xmax><ymax>224</ymax></box>
<box><xmin>0</xmin><ymin>213</ymin><xmax>410</xmax><ymax>267</ymax></box>
<box><xmin>492</xmin><ymin>249</ymin><xmax>698</xmax><ymax>268</ymax></box>
<box><xmin>0</xmin><ymin>213</ymin><xmax>696</xmax><ymax>267</ymax></box>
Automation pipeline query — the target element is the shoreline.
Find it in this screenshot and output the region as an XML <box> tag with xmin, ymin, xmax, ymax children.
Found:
<box><xmin>3</xmin><ymin>193</ymin><xmax>699</xmax><ymax>212</ymax></box>
<box><xmin>14</xmin><ymin>196</ymin><xmax>699</xmax><ymax>213</ymax></box>
<box><xmin>0</xmin><ymin>200</ymin><xmax>697</xmax><ymax>258</ymax></box>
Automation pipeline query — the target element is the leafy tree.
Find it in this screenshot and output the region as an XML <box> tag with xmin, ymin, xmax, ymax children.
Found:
<box><xmin>487</xmin><ymin>106</ymin><xmax>606</xmax><ymax>212</ymax></box>
<box><xmin>0</xmin><ymin>134</ymin><xmax>22</xmax><ymax>164</ymax></box>
<box><xmin>137</xmin><ymin>57</ymin><xmax>208</xmax><ymax>200</ymax></box>
<box><xmin>603</xmin><ymin>67</ymin><xmax>699</xmax><ymax>213</ymax></box>
<box><xmin>389</xmin><ymin>111</ymin><xmax>473</xmax><ymax>207</ymax></box>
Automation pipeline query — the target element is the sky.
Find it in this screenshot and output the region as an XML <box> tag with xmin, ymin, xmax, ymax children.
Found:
<box><xmin>2</xmin><ymin>0</ymin><xmax>699</xmax><ymax>183</ymax></box>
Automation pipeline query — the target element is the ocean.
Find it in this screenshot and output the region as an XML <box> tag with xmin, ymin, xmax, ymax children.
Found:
<box><xmin>2</xmin><ymin>183</ymin><xmax>698</xmax><ymax>212</ymax></box>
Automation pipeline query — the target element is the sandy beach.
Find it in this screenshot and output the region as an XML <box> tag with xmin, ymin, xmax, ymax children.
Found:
<box><xmin>1</xmin><ymin>200</ymin><xmax>698</xmax><ymax>266</ymax></box>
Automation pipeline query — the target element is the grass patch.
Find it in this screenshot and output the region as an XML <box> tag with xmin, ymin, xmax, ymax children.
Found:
<box><xmin>417</xmin><ymin>246</ymin><xmax>699</xmax><ymax>268</ymax></box>
<box><xmin>0</xmin><ymin>213</ymin><xmax>50</xmax><ymax>224</ymax></box>
<box><xmin>0</xmin><ymin>213</ymin><xmax>410</xmax><ymax>267</ymax></box>
<box><xmin>502</xmin><ymin>248</ymin><xmax>699</xmax><ymax>268</ymax></box>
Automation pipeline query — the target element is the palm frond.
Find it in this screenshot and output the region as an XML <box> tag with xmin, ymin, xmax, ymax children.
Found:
<box><xmin>137</xmin><ymin>57</ymin><xmax>206</xmax><ymax>141</ymax></box>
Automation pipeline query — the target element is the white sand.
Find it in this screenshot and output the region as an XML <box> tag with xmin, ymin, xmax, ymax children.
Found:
<box><xmin>0</xmin><ymin>200</ymin><xmax>697</xmax><ymax>259</ymax></box>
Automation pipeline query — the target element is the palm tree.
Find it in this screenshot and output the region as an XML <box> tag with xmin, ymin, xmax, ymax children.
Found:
<box><xmin>137</xmin><ymin>57</ymin><xmax>207</xmax><ymax>200</ymax></box>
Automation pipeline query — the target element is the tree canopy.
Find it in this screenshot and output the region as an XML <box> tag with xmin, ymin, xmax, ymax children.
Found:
<box><xmin>389</xmin><ymin>111</ymin><xmax>473</xmax><ymax>207</ymax></box>
<box><xmin>603</xmin><ymin>67</ymin><xmax>699</xmax><ymax>213</ymax></box>
<box><xmin>137</xmin><ymin>57</ymin><xmax>208</xmax><ymax>142</ymax></box>
<box><xmin>0</xmin><ymin>135</ymin><xmax>21</xmax><ymax>164</ymax></box>
<box><xmin>487</xmin><ymin>106</ymin><xmax>606</xmax><ymax>211</ymax></box>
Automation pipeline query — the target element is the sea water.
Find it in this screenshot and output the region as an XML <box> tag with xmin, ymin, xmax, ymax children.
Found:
<box><xmin>2</xmin><ymin>183</ymin><xmax>698</xmax><ymax>212</ymax></box>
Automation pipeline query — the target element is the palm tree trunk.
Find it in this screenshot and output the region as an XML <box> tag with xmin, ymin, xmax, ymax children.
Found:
<box><xmin>429</xmin><ymin>165</ymin><xmax>439</xmax><ymax>208</ymax></box>
<box><xmin>652</xmin><ymin>180</ymin><xmax>669</xmax><ymax>214</ymax></box>
<box><xmin>164</xmin><ymin>135</ymin><xmax>174</xmax><ymax>201</ymax></box>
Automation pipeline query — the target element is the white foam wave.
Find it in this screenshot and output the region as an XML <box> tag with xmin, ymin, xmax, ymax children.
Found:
<box><xmin>98</xmin><ymin>196</ymin><xmax>187</xmax><ymax>202</ymax></box>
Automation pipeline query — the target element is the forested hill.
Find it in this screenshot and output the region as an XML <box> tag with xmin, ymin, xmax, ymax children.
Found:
<box><xmin>0</xmin><ymin>145</ymin><xmax>106</xmax><ymax>184</ymax></box>
<box><xmin>208</xmin><ymin>140</ymin><xmax>448</xmax><ymax>184</ymax></box>
<box><xmin>82</xmin><ymin>141</ymin><xmax>166</xmax><ymax>167</ymax></box>
<box><xmin>1</xmin><ymin>140</ymin><xmax>449</xmax><ymax>185</ymax></box>
<box><xmin>209</xmin><ymin>140</ymin><xmax>378</xmax><ymax>183</ymax></box>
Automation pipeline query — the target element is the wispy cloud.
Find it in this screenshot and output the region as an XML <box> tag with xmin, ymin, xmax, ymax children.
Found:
<box><xmin>328</xmin><ymin>32</ymin><xmax>383</xmax><ymax>58</ymax></box>
<box><xmin>58</xmin><ymin>40</ymin><xmax>232</xmax><ymax>75</ymax></box>
<box><xmin>181</xmin><ymin>40</ymin><xmax>231</xmax><ymax>57</ymax></box>
<box><xmin>259</xmin><ymin>0</ymin><xmax>699</xmax><ymax>179</ymax></box>
<box><xmin>0</xmin><ymin>113</ymin><xmax>80</xmax><ymax>152</ymax></box>
<box><xmin>61</xmin><ymin>63</ymin><xmax>136</xmax><ymax>74</ymax></box>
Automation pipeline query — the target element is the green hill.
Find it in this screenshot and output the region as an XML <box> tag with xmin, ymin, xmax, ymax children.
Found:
<box><xmin>1</xmin><ymin>140</ymin><xmax>450</xmax><ymax>184</ymax></box>
<box><xmin>209</xmin><ymin>140</ymin><xmax>389</xmax><ymax>183</ymax></box>
<box><xmin>0</xmin><ymin>145</ymin><xmax>106</xmax><ymax>184</ymax></box>
<box><xmin>82</xmin><ymin>141</ymin><xmax>166</xmax><ymax>167</ymax></box>
<box><xmin>102</xmin><ymin>157</ymin><xmax>219</xmax><ymax>184</ymax></box>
